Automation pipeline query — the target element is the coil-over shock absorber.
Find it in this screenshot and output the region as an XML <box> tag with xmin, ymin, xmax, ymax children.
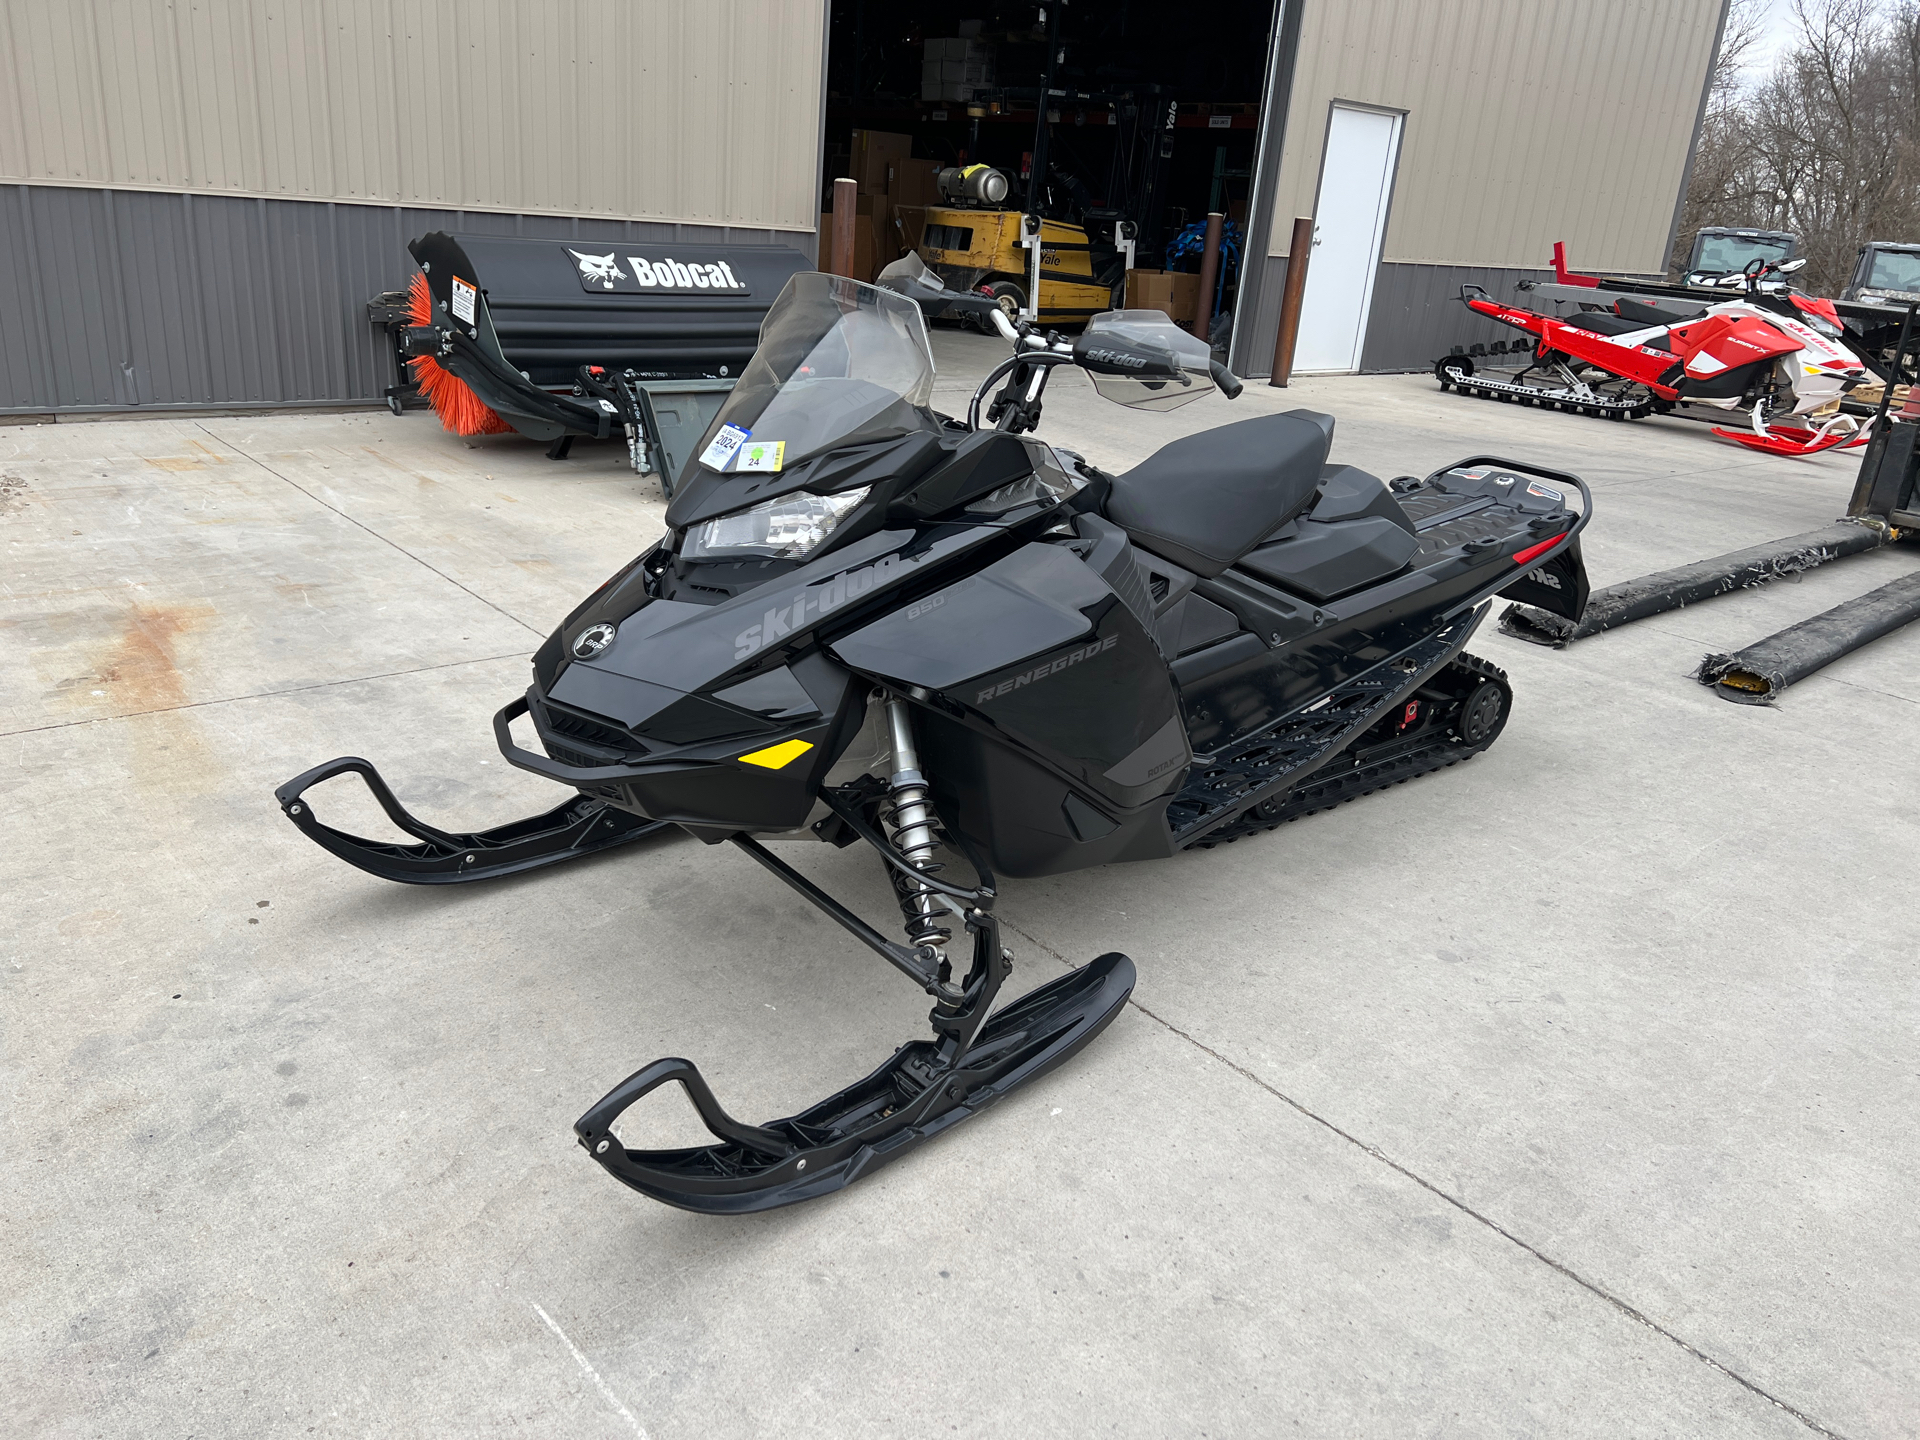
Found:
<box><xmin>882</xmin><ymin>696</ymin><xmax>954</xmax><ymax>979</ymax></box>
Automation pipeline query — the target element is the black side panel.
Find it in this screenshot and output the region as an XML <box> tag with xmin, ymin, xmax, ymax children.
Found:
<box><xmin>831</xmin><ymin>539</ymin><xmax>1187</xmax><ymax>872</ymax></box>
<box><xmin>1675</xmin><ymin>360</ymin><xmax>1770</xmax><ymax>401</ymax></box>
<box><xmin>920</xmin><ymin>711</ymin><xmax>1175</xmax><ymax>879</ymax></box>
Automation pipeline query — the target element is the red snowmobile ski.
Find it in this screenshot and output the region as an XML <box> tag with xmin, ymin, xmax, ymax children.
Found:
<box><xmin>1437</xmin><ymin>257</ymin><xmax>1872</xmax><ymax>457</ymax></box>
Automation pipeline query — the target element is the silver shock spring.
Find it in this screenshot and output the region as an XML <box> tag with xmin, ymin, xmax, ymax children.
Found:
<box><xmin>883</xmin><ymin>696</ymin><xmax>953</xmax><ymax>967</ymax></box>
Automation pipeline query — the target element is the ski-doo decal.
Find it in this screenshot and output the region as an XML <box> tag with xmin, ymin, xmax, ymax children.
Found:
<box><xmin>733</xmin><ymin>549</ymin><xmax>937</xmax><ymax>660</ymax></box>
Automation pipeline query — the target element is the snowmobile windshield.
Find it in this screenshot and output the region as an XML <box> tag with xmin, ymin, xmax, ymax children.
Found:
<box><xmin>1865</xmin><ymin>248</ymin><xmax>1920</xmax><ymax>294</ymax></box>
<box><xmin>691</xmin><ymin>272</ymin><xmax>939</xmax><ymax>477</ymax></box>
<box><xmin>1694</xmin><ymin>234</ymin><xmax>1792</xmax><ymax>275</ymax></box>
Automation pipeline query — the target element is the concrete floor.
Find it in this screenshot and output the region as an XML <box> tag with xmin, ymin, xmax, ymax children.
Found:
<box><xmin>5</xmin><ymin>330</ymin><xmax>1916</xmax><ymax>1439</ymax></box>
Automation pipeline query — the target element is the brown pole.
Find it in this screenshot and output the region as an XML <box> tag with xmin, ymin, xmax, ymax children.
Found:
<box><xmin>830</xmin><ymin>177</ymin><xmax>859</xmax><ymax>278</ymax></box>
<box><xmin>1191</xmin><ymin>211</ymin><xmax>1224</xmax><ymax>341</ymax></box>
<box><xmin>1269</xmin><ymin>216</ymin><xmax>1314</xmax><ymax>387</ymax></box>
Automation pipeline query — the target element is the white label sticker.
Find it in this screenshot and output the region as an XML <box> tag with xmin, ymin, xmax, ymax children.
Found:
<box><xmin>1208</xmin><ymin>114</ymin><xmax>1232</xmax><ymax>128</ymax></box>
<box><xmin>450</xmin><ymin>276</ymin><xmax>477</xmax><ymax>324</ymax></box>
<box><xmin>735</xmin><ymin>440</ymin><xmax>785</xmax><ymax>473</ymax></box>
<box><xmin>699</xmin><ymin>423</ymin><xmax>752</xmax><ymax>470</ymax></box>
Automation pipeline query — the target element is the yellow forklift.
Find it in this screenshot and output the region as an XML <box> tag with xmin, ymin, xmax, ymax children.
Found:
<box><xmin>916</xmin><ymin>4</ymin><xmax>1160</xmax><ymax>328</ymax></box>
<box><xmin>919</xmin><ymin>166</ymin><xmax>1134</xmax><ymax>325</ymax></box>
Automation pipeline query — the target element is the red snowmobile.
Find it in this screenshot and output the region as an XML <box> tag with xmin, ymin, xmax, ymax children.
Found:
<box><xmin>1437</xmin><ymin>257</ymin><xmax>1873</xmax><ymax>457</ymax></box>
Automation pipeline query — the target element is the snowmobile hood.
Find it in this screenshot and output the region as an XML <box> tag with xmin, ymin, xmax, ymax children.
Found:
<box><xmin>662</xmin><ymin>430</ymin><xmax>947</xmax><ymax>529</ymax></box>
<box><xmin>546</xmin><ymin>525</ymin><xmax>995</xmax><ymax>716</ymax></box>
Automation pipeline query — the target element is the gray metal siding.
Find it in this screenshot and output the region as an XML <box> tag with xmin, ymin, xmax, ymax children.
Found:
<box><xmin>1235</xmin><ymin>255</ymin><xmax>1293</xmax><ymax>381</ymax></box>
<box><xmin>1234</xmin><ymin>258</ymin><xmax>1625</xmax><ymax>376</ymax></box>
<box><xmin>1358</xmin><ymin>263</ymin><xmax>1553</xmax><ymax>373</ymax></box>
<box><xmin>0</xmin><ymin>0</ymin><xmax>826</xmax><ymax>234</ymax></box>
<box><xmin>1268</xmin><ymin>0</ymin><xmax>1722</xmax><ymax>272</ymax></box>
<box><xmin>0</xmin><ymin>183</ymin><xmax>806</xmax><ymax>412</ymax></box>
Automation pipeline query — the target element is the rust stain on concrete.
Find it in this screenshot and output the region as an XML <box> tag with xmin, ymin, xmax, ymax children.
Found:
<box><xmin>92</xmin><ymin>603</ymin><xmax>215</xmax><ymax>711</ymax></box>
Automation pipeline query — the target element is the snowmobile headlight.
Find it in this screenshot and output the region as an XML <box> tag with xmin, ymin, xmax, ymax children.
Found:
<box><xmin>681</xmin><ymin>487</ymin><xmax>871</xmax><ymax>561</ymax></box>
<box><xmin>1803</xmin><ymin>313</ymin><xmax>1842</xmax><ymax>339</ymax></box>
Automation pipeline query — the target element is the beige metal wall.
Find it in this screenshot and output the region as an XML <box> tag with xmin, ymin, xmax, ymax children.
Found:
<box><xmin>0</xmin><ymin>0</ymin><xmax>825</xmax><ymax>232</ymax></box>
<box><xmin>1268</xmin><ymin>0</ymin><xmax>1722</xmax><ymax>270</ymax></box>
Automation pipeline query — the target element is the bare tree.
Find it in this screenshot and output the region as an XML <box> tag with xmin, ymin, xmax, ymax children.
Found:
<box><xmin>1673</xmin><ymin>0</ymin><xmax>1920</xmax><ymax>291</ymax></box>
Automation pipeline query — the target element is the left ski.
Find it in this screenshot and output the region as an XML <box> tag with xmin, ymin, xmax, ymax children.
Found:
<box><xmin>575</xmin><ymin>884</ymin><xmax>1133</xmax><ymax>1214</ymax></box>
<box><xmin>276</xmin><ymin>756</ymin><xmax>667</xmax><ymax>884</ymax></box>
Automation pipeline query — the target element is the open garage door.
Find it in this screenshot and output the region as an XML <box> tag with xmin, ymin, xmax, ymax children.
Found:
<box><xmin>819</xmin><ymin>0</ymin><xmax>1285</xmax><ymax>352</ymax></box>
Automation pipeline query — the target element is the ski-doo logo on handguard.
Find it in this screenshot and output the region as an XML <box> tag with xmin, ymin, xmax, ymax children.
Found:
<box><xmin>733</xmin><ymin>551</ymin><xmax>933</xmax><ymax>660</ymax></box>
<box><xmin>568</xmin><ymin>250</ymin><xmax>627</xmax><ymax>290</ymax></box>
<box><xmin>975</xmin><ymin>634</ymin><xmax>1120</xmax><ymax>706</ymax></box>
<box><xmin>1084</xmin><ymin>347</ymin><xmax>1149</xmax><ymax>369</ymax></box>
<box><xmin>572</xmin><ymin>623</ymin><xmax>617</xmax><ymax>658</ymax></box>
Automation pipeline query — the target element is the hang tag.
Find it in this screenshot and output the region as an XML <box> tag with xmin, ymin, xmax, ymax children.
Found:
<box><xmin>699</xmin><ymin>423</ymin><xmax>751</xmax><ymax>470</ymax></box>
<box><xmin>735</xmin><ymin>440</ymin><xmax>785</xmax><ymax>473</ymax></box>
<box><xmin>450</xmin><ymin>276</ymin><xmax>477</xmax><ymax>324</ymax></box>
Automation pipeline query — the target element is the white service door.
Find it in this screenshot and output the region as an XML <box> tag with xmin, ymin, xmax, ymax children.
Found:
<box><xmin>1293</xmin><ymin>106</ymin><xmax>1403</xmax><ymax>373</ymax></box>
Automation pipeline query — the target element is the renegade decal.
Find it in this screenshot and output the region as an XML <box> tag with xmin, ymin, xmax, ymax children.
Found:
<box><xmin>975</xmin><ymin>634</ymin><xmax>1119</xmax><ymax>706</ymax></box>
<box><xmin>733</xmin><ymin>550</ymin><xmax>934</xmax><ymax>660</ymax></box>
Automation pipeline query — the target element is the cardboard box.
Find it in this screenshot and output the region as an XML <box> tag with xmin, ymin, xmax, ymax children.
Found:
<box><xmin>1124</xmin><ymin>268</ymin><xmax>1201</xmax><ymax>325</ymax></box>
<box><xmin>925</xmin><ymin>37</ymin><xmax>992</xmax><ymax>62</ymax></box>
<box><xmin>888</xmin><ymin>157</ymin><xmax>941</xmax><ymax>210</ymax></box>
<box><xmin>850</xmin><ymin>128</ymin><xmax>913</xmax><ymax>194</ymax></box>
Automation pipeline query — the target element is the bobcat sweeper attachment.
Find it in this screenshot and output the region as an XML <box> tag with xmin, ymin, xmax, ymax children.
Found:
<box><xmin>1505</xmin><ymin>312</ymin><xmax>1920</xmax><ymax>703</ymax></box>
<box><xmin>374</xmin><ymin>232</ymin><xmax>808</xmax><ymax>490</ymax></box>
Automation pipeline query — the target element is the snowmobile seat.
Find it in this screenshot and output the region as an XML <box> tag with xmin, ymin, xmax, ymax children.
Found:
<box><xmin>1615</xmin><ymin>296</ymin><xmax>1704</xmax><ymax>326</ymax></box>
<box><xmin>1564</xmin><ymin>309</ymin><xmax>1649</xmax><ymax>337</ymax></box>
<box><xmin>1105</xmin><ymin>410</ymin><xmax>1332</xmax><ymax>578</ymax></box>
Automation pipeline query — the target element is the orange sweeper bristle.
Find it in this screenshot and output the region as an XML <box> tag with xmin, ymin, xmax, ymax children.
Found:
<box><xmin>406</xmin><ymin>272</ymin><xmax>513</xmax><ymax>437</ymax></box>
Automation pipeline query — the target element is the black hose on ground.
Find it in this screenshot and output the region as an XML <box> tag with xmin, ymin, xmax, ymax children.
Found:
<box><xmin>1697</xmin><ymin>569</ymin><xmax>1920</xmax><ymax>703</ymax></box>
<box><xmin>1500</xmin><ymin>520</ymin><xmax>1891</xmax><ymax>646</ymax></box>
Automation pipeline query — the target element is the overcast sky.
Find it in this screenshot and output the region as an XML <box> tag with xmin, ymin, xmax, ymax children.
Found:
<box><xmin>1741</xmin><ymin>0</ymin><xmax>1803</xmax><ymax>81</ymax></box>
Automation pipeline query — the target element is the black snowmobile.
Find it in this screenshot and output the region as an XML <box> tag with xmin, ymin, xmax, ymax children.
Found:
<box><xmin>278</xmin><ymin>255</ymin><xmax>1592</xmax><ymax>1214</ymax></box>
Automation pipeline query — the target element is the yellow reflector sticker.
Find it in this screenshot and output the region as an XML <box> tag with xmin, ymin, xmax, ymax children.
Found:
<box><xmin>736</xmin><ymin>739</ymin><xmax>814</xmax><ymax>770</ymax></box>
